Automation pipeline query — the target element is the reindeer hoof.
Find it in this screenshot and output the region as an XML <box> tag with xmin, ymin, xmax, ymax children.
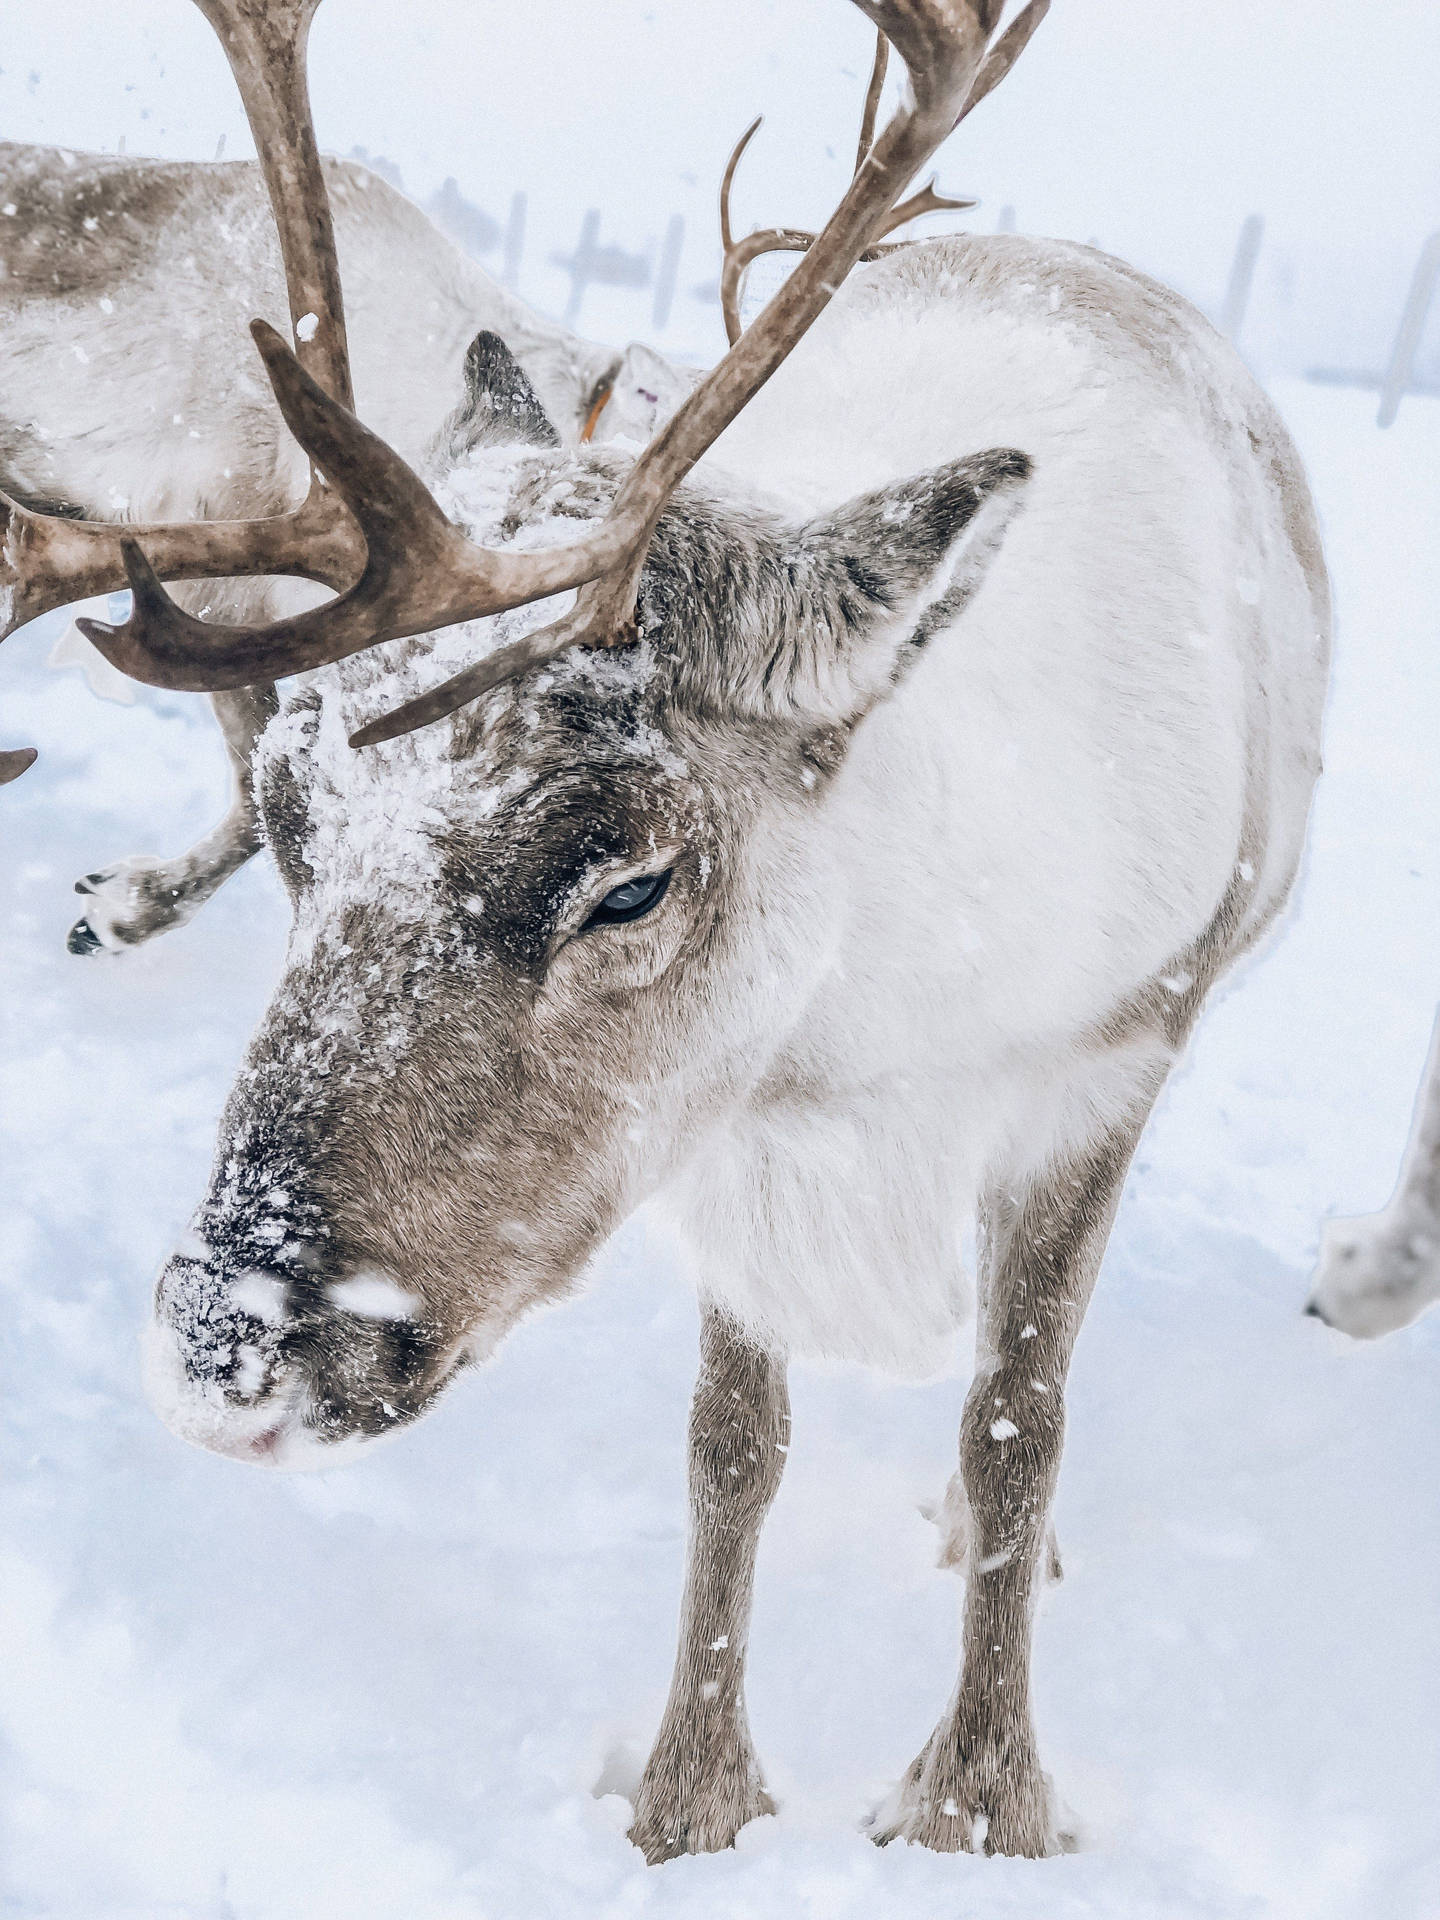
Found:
<box><xmin>66</xmin><ymin>917</ymin><xmax>106</xmax><ymax>956</ymax></box>
<box><xmin>66</xmin><ymin>855</ymin><xmax>193</xmax><ymax>954</ymax></box>
<box><xmin>867</xmin><ymin>1734</ymin><xmax>1066</xmax><ymax>1858</ymax></box>
<box><xmin>1310</xmin><ymin>1215</ymin><xmax>1440</xmax><ymax>1339</ymax></box>
<box><xmin>627</xmin><ymin>1737</ymin><xmax>775</xmax><ymax>1864</ymax></box>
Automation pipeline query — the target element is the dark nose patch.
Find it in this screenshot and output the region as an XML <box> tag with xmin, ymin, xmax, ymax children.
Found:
<box><xmin>157</xmin><ymin>1253</ymin><xmax>289</xmax><ymax>1407</ymax></box>
<box><xmin>290</xmin><ymin>1303</ymin><xmax>460</xmax><ymax>1444</ymax></box>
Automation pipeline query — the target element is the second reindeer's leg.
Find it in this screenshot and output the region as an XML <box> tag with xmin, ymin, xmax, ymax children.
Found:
<box><xmin>874</xmin><ymin>1105</ymin><xmax>1150</xmax><ymax>1858</ymax></box>
<box><xmin>68</xmin><ymin>680</ymin><xmax>277</xmax><ymax>954</ymax></box>
<box><xmin>1309</xmin><ymin>1005</ymin><xmax>1440</xmax><ymax>1337</ymax></box>
<box><xmin>629</xmin><ymin>1304</ymin><xmax>789</xmax><ymax>1865</ymax></box>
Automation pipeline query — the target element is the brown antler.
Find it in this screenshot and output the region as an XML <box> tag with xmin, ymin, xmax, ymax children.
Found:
<box><xmin>719</xmin><ymin>165</ymin><xmax>977</xmax><ymax>348</ymax></box>
<box><xmin>719</xmin><ymin>34</ymin><xmax>974</xmax><ymax>348</ymax></box>
<box><xmin>70</xmin><ymin>0</ymin><xmax>1043</xmax><ymax>749</ymax></box>
<box><xmin>718</xmin><ymin>3</ymin><xmax>1049</xmax><ymax>347</ymax></box>
<box><xmin>857</xmin><ymin>30</ymin><xmax>892</xmax><ymax>171</ymax></box>
<box><xmin>0</xmin><ymin>0</ymin><xmax>363</xmax><ymax>657</ymax></box>
<box><xmin>1</xmin><ymin>0</ymin><xmax>366</xmax><ymax>778</ymax></box>
<box><xmin>0</xmin><ymin>746</ymin><xmax>38</xmax><ymax>785</ymax></box>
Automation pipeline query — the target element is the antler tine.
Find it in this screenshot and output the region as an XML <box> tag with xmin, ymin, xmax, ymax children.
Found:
<box><xmin>351</xmin><ymin>0</ymin><xmax>1015</xmax><ymax>749</ymax></box>
<box><xmin>190</xmin><ymin>0</ymin><xmax>351</xmax><ymax>408</ymax></box>
<box><xmin>855</xmin><ymin>30</ymin><xmax>891</xmax><ymax>172</ymax></box>
<box><xmin>723</xmin><ymin>31</ymin><xmax>892</xmax><ymax>352</ymax></box>
<box><xmin>0</xmin><ymin>0</ymin><xmax>364</xmax><ymax>685</ymax></box>
<box><xmin>957</xmin><ymin>0</ymin><xmax>1051</xmax><ymax>126</ymax></box>
<box><xmin>886</xmin><ymin>178</ymin><xmax>977</xmax><ymax>227</ymax></box>
<box><xmin>0</xmin><ymin>482</ymin><xmax>362</xmax><ymax>642</ymax></box>
<box><xmin>74</xmin><ymin>0</ymin><xmax>1042</xmax><ymax>737</ymax></box>
<box><xmin>718</xmin><ymin>115</ymin><xmax>770</xmax><ymax>347</ymax></box>
<box><xmin>718</xmin><ymin>24</ymin><xmax>981</xmax><ymax>355</ymax></box>
<box><xmin>720</xmin><ymin>173</ymin><xmax>977</xmax><ymax>347</ymax></box>
<box><xmin>0</xmin><ymin>746</ymin><xmax>38</xmax><ymax>786</ymax></box>
<box><xmin>77</xmin><ymin>322</ymin><xmax>640</xmax><ymax>689</ymax></box>
<box><xmin>720</xmin><ymin>116</ymin><xmax>763</xmax><ymax>263</ymax></box>
<box><xmin>720</xmin><ymin>223</ymin><xmax>824</xmax><ymax>348</ymax></box>
<box><xmin>722</xmin><ymin>35</ymin><xmax>896</xmax><ymax>351</ymax></box>
<box><xmin>73</xmin><ymin>0</ymin><xmax>368</xmax><ymax>683</ymax></box>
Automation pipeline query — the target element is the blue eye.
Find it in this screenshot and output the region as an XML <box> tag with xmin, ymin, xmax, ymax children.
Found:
<box><xmin>584</xmin><ymin>869</ymin><xmax>671</xmax><ymax>928</ymax></box>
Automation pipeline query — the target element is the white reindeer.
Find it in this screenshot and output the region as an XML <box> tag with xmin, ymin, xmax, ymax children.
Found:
<box><xmin>3</xmin><ymin>0</ymin><xmax>1330</xmax><ymax>1865</ymax></box>
<box><xmin>0</xmin><ymin>135</ymin><xmax>687</xmax><ymax>938</ymax></box>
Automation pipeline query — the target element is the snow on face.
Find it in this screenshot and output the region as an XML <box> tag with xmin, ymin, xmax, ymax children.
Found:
<box><xmin>150</xmin><ymin>443</ymin><xmax>726</xmax><ymax>1465</ymax></box>
<box><xmin>255</xmin><ymin>442</ymin><xmax>687</xmax><ymax>960</ymax></box>
<box><xmin>326</xmin><ymin>1272</ymin><xmax>420</xmax><ymax>1322</ymax></box>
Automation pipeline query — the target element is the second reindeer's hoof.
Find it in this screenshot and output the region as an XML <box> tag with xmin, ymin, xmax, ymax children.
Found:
<box><xmin>65</xmin><ymin>917</ymin><xmax>106</xmax><ymax>956</ymax></box>
<box><xmin>67</xmin><ymin>856</ymin><xmax>192</xmax><ymax>955</ymax></box>
<box><xmin>1309</xmin><ymin>1213</ymin><xmax>1440</xmax><ymax>1339</ymax></box>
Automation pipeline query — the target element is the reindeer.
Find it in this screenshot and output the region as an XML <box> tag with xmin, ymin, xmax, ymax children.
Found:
<box><xmin>1309</xmin><ymin>1011</ymin><xmax>1440</xmax><ymax>1336</ymax></box>
<box><xmin>0</xmin><ymin>137</ymin><xmax>688</xmax><ymax>940</ymax></box>
<box><xmin>1</xmin><ymin>0</ymin><xmax>1331</xmax><ymax>1866</ymax></box>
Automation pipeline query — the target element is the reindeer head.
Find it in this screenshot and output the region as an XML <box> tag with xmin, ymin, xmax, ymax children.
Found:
<box><xmin>2</xmin><ymin>0</ymin><xmax>1046</xmax><ymax>1462</ymax></box>
<box><xmin>146</xmin><ymin>338</ymin><xmax>1030</xmax><ymax>1463</ymax></box>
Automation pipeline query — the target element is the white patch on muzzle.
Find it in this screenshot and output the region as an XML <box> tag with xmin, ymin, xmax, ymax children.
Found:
<box><xmin>230</xmin><ymin>1270</ymin><xmax>289</xmax><ymax>1326</ymax></box>
<box><xmin>325</xmin><ymin>1270</ymin><xmax>420</xmax><ymax>1321</ymax></box>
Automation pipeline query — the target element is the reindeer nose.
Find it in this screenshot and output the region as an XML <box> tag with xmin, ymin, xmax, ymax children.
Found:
<box><xmin>143</xmin><ymin>1247</ymin><xmax>302</xmax><ymax>1462</ymax></box>
<box><xmin>143</xmin><ymin>1307</ymin><xmax>295</xmax><ymax>1458</ymax></box>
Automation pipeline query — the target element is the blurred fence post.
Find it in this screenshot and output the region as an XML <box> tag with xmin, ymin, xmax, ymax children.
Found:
<box><xmin>653</xmin><ymin>215</ymin><xmax>685</xmax><ymax>331</ymax></box>
<box><xmin>1378</xmin><ymin>231</ymin><xmax>1440</xmax><ymax>429</ymax></box>
<box><xmin>1221</xmin><ymin>214</ymin><xmax>1264</xmax><ymax>344</ymax></box>
<box><xmin>503</xmin><ymin>192</ymin><xmax>527</xmax><ymax>289</ymax></box>
<box><xmin>560</xmin><ymin>209</ymin><xmax>601</xmax><ymax>325</ymax></box>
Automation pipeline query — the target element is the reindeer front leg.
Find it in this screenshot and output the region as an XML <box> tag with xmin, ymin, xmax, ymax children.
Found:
<box><xmin>629</xmin><ymin>1304</ymin><xmax>788</xmax><ymax>1864</ymax></box>
<box><xmin>874</xmin><ymin>1106</ymin><xmax>1150</xmax><ymax>1858</ymax></box>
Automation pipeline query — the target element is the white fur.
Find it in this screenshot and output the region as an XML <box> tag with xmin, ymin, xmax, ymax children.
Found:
<box><xmin>662</xmin><ymin>240</ymin><xmax>1328</xmax><ymax>1372</ymax></box>
<box><xmin>0</xmin><ymin>144</ymin><xmax>693</xmax><ymax>529</ymax></box>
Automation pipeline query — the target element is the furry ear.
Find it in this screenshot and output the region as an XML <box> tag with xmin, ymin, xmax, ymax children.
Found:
<box><xmin>442</xmin><ymin>330</ymin><xmax>560</xmax><ymax>456</ymax></box>
<box><xmin>793</xmin><ymin>447</ymin><xmax>1033</xmax><ymax>721</ymax></box>
<box><xmin>644</xmin><ymin>447</ymin><xmax>1032</xmax><ymax>728</ymax></box>
<box><xmin>649</xmin><ymin>447</ymin><xmax>1030</xmax><ymax>726</ymax></box>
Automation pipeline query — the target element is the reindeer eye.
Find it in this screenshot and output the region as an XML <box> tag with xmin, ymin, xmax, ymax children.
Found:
<box><xmin>584</xmin><ymin>870</ymin><xmax>671</xmax><ymax>929</ymax></box>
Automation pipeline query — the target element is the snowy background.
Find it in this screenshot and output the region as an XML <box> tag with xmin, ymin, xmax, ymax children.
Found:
<box><xmin>3</xmin><ymin>3</ymin><xmax>1440</xmax><ymax>1917</ymax></box>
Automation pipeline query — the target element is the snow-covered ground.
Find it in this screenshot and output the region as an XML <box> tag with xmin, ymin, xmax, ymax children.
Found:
<box><xmin>2</xmin><ymin>372</ymin><xmax>1439</xmax><ymax>1917</ymax></box>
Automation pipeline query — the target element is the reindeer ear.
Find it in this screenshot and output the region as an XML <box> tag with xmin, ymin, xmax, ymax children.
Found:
<box><xmin>793</xmin><ymin>448</ymin><xmax>1032</xmax><ymax>723</ymax></box>
<box><xmin>641</xmin><ymin>447</ymin><xmax>1032</xmax><ymax>729</ymax></box>
<box><xmin>590</xmin><ymin>342</ymin><xmax>697</xmax><ymax>444</ymax></box>
<box><xmin>443</xmin><ymin>330</ymin><xmax>560</xmax><ymax>456</ymax></box>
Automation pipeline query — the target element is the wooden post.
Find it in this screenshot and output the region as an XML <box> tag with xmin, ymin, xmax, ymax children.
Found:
<box><xmin>1378</xmin><ymin>231</ymin><xmax>1440</xmax><ymax>429</ymax></box>
<box><xmin>503</xmin><ymin>191</ymin><xmax>527</xmax><ymax>288</ymax></box>
<box><xmin>561</xmin><ymin>207</ymin><xmax>601</xmax><ymax>325</ymax></box>
<box><xmin>1220</xmin><ymin>214</ymin><xmax>1264</xmax><ymax>344</ymax></box>
<box><xmin>653</xmin><ymin>215</ymin><xmax>685</xmax><ymax>331</ymax></box>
